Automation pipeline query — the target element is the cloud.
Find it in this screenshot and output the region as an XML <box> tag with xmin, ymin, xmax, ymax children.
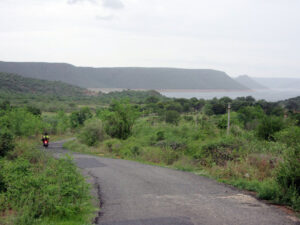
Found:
<box><xmin>67</xmin><ymin>0</ymin><xmax>96</xmax><ymax>4</ymax></box>
<box><xmin>102</xmin><ymin>0</ymin><xmax>124</xmax><ymax>9</ymax></box>
<box><xmin>96</xmin><ymin>15</ymin><xmax>114</xmax><ymax>21</ymax></box>
<box><xmin>67</xmin><ymin>0</ymin><xmax>124</xmax><ymax>9</ymax></box>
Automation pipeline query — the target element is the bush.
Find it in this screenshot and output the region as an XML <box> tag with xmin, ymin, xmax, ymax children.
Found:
<box><xmin>70</xmin><ymin>107</ymin><xmax>92</xmax><ymax>128</ymax></box>
<box><xmin>165</xmin><ymin>110</ymin><xmax>180</xmax><ymax>125</ymax></box>
<box><xmin>156</xmin><ymin>131</ymin><xmax>165</xmax><ymax>141</ymax></box>
<box><xmin>257</xmin><ymin>116</ymin><xmax>285</xmax><ymax>141</ymax></box>
<box><xmin>275</xmin><ymin>126</ymin><xmax>300</xmax><ymax>147</ymax></box>
<box><xmin>0</xmin><ymin>130</ymin><xmax>14</xmax><ymax>157</ymax></box>
<box><xmin>79</xmin><ymin>119</ymin><xmax>106</xmax><ymax>146</ymax></box>
<box><xmin>0</xmin><ymin>108</ymin><xmax>44</xmax><ymax>136</ymax></box>
<box><xmin>194</xmin><ymin>136</ymin><xmax>246</xmax><ymax>166</ymax></box>
<box><xmin>104</xmin><ymin>139</ymin><xmax>122</xmax><ymax>155</ymax></box>
<box><xmin>0</xmin><ymin>147</ymin><xmax>93</xmax><ymax>224</ymax></box>
<box><xmin>102</xmin><ymin>101</ymin><xmax>139</xmax><ymax>140</ymax></box>
<box><xmin>183</xmin><ymin>115</ymin><xmax>194</xmax><ymax>122</ymax></box>
<box><xmin>276</xmin><ymin>147</ymin><xmax>300</xmax><ymax>210</ymax></box>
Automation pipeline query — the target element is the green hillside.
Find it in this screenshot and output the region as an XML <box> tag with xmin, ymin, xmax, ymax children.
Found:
<box><xmin>0</xmin><ymin>61</ymin><xmax>248</xmax><ymax>90</ymax></box>
<box><xmin>0</xmin><ymin>72</ymin><xmax>87</xmax><ymax>97</ymax></box>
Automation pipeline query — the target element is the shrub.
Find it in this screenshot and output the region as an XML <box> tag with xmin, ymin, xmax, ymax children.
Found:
<box><xmin>156</xmin><ymin>131</ymin><xmax>165</xmax><ymax>141</ymax></box>
<box><xmin>26</xmin><ymin>106</ymin><xmax>41</xmax><ymax>116</ymax></box>
<box><xmin>275</xmin><ymin>126</ymin><xmax>300</xmax><ymax>147</ymax></box>
<box><xmin>0</xmin><ymin>148</ymin><xmax>93</xmax><ymax>224</ymax></box>
<box><xmin>0</xmin><ymin>130</ymin><xmax>14</xmax><ymax>157</ymax></box>
<box><xmin>70</xmin><ymin>107</ymin><xmax>92</xmax><ymax>128</ymax></box>
<box><xmin>79</xmin><ymin>119</ymin><xmax>106</xmax><ymax>146</ymax></box>
<box><xmin>194</xmin><ymin>136</ymin><xmax>246</xmax><ymax>166</ymax></box>
<box><xmin>165</xmin><ymin>110</ymin><xmax>180</xmax><ymax>125</ymax></box>
<box><xmin>276</xmin><ymin>147</ymin><xmax>300</xmax><ymax>210</ymax></box>
<box><xmin>257</xmin><ymin>180</ymin><xmax>280</xmax><ymax>201</ymax></box>
<box><xmin>104</xmin><ymin>139</ymin><xmax>122</xmax><ymax>155</ymax></box>
<box><xmin>238</xmin><ymin>106</ymin><xmax>264</xmax><ymax>128</ymax></box>
<box><xmin>102</xmin><ymin>101</ymin><xmax>139</xmax><ymax>140</ymax></box>
<box><xmin>183</xmin><ymin>115</ymin><xmax>194</xmax><ymax>122</ymax></box>
<box><xmin>257</xmin><ymin>116</ymin><xmax>285</xmax><ymax>141</ymax></box>
<box><xmin>0</xmin><ymin>108</ymin><xmax>44</xmax><ymax>136</ymax></box>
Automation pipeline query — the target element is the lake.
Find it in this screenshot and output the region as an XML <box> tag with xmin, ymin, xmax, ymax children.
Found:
<box><xmin>160</xmin><ymin>89</ymin><xmax>300</xmax><ymax>101</ymax></box>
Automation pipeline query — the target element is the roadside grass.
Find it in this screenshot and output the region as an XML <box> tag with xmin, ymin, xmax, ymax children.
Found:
<box><xmin>63</xmin><ymin>116</ymin><xmax>300</xmax><ymax>213</ymax></box>
<box><xmin>0</xmin><ymin>138</ymin><xmax>96</xmax><ymax>225</ymax></box>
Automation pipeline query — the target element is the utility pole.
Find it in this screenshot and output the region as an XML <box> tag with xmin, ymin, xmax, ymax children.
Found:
<box><xmin>227</xmin><ymin>103</ymin><xmax>231</xmax><ymax>135</ymax></box>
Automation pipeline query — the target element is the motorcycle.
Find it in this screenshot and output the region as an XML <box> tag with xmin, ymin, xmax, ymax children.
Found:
<box><xmin>43</xmin><ymin>139</ymin><xmax>49</xmax><ymax>148</ymax></box>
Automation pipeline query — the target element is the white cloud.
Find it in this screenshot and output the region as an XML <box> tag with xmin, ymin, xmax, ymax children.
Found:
<box><xmin>102</xmin><ymin>0</ymin><xmax>124</xmax><ymax>9</ymax></box>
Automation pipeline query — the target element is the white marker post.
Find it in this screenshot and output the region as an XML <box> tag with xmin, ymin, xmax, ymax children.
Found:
<box><xmin>227</xmin><ymin>103</ymin><xmax>231</xmax><ymax>135</ymax></box>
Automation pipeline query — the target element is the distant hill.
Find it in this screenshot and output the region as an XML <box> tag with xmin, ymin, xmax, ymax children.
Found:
<box><xmin>235</xmin><ymin>75</ymin><xmax>267</xmax><ymax>90</ymax></box>
<box><xmin>0</xmin><ymin>72</ymin><xmax>87</xmax><ymax>97</ymax></box>
<box><xmin>0</xmin><ymin>61</ymin><xmax>248</xmax><ymax>90</ymax></box>
<box><xmin>253</xmin><ymin>77</ymin><xmax>300</xmax><ymax>90</ymax></box>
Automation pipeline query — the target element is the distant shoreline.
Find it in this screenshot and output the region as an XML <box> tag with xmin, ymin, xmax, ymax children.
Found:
<box><xmin>88</xmin><ymin>88</ymin><xmax>253</xmax><ymax>94</ymax></box>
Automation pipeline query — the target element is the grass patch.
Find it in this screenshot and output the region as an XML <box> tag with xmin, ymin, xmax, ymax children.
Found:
<box><xmin>0</xmin><ymin>140</ymin><xmax>96</xmax><ymax>225</ymax></box>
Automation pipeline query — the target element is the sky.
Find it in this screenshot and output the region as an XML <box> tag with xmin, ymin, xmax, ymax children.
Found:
<box><xmin>0</xmin><ymin>0</ymin><xmax>300</xmax><ymax>78</ymax></box>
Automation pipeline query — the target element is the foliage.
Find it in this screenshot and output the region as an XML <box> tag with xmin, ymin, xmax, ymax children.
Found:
<box><xmin>0</xmin><ymin>143</ymin><xmax>94</xmax><ymax>224</ymax></box>
<box><xmin>237</xmin><ymin>105</ymin><xmax>264</xmax><ymax>129</ymax></box>
<box><xmin>0</xmin><ymin>72</ymin><xmax>87</xmax><ymax>98</ymax></box>
<box><xmin>79</xmin><ymin>119</ymin><xmax>106</xmax><ymax>146</ymax></box>
<box><xmin>276</xmin><ymin>147</ymin><xmax>300</xmax><ymax>210</ymax></box>
<box><xmin>0</xmin><ymin>130</ymin><xmax>14</xmax><ymax>157</ymax></box>
<box><xmin>275</xmin><ymin>126</ymin><xmax>300</xmax><ymax>147</ymax></box>
<box><xmin>70</xmin><ymin>107</ymin><xmax>92</xmax><ymax>128</ymax></box>
<box><xmin>26</xmin><ymin>106</ymin><xmax>41</xmax><ymax>116</ymax></box>
<box><xmin>257</xmin><ymin>116</ymin><xmax>285</xmax><ymax>141</ymax></box>
<box><xmin>165</xmin><ymin>110</ymin><xmax>180</xmax><ymax>125</ymax></box>
<box><xmin>101</xmin><ymin>100</ymin><xmax>139</xmax><ymax>140</ymax></box>
<box><xmin>0</xmin><ymin>108</ymin><xmax>44</xmax><ymax>136</ymax></box>
<box><xmin>193</xmin><ymin>136</ymin><xmax>246</xmax><ymax>166</ymax></box>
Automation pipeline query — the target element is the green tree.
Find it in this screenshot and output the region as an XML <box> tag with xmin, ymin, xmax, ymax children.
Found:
<box><xmin>238</xmin><ymin>105</ymin><xmax>264</xmax><ymax>128</ymax></box>
<box><xmin>70</xmin><ymin>107</ymin><xmax>92</xmax><ymax>128</ymax></box>
<box><xmin>0</xmin><ymin>129</ymin><xmax>14</xmax><ymax>157</ymax></box>
<box><xmin>0</xmin><ymin>108</ymin><xmax>44</xmax><ymax>136</ymax></box>
<box><xmin>257</xmin><ymin>116</ymin><xmax>285</xmax><ymax>141</ymax></box>
<box><xmin>165</xmin><ymin>110</ymin><xmax>180</xmax><ymax>125</ymax></box>
<box><xmin>79</xmin><ymin>119</ymin><xmax>106</xmax><ymax>146</ymax></box>
<box><xmin>102</xmin><ymin>101</ymin><xmax>139</xmax><ymax>139</ymax></box>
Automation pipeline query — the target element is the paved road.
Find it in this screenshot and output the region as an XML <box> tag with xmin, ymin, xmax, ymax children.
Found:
<box><xmin>48</xmin><ymin>140</ymin><xmax>299</xmax><ymax>225</ymax></box>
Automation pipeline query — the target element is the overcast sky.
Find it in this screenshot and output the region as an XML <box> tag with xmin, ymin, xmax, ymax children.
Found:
<box><xmin>0</xmin><ymin>0</ymin><xmax>300</xmax><ymax>77</ymax></box>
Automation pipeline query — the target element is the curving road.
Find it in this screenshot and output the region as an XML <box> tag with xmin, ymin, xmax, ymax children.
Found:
<box><xmin>49</xmin><ymin>140</ymin><xmax>299</xmax><ymax>225</ymax></box>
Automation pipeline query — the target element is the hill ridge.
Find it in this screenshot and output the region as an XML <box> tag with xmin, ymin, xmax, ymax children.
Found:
<box><xmin>0</xmin><ymin>61</ymin><xmax>249</xmax><ymax>90</ymax></box>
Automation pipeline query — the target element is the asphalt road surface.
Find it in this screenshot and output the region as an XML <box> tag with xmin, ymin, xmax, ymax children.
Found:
<box><xmin>48</xmin><ymin>140</ymin><xmax>299</xmax><ymax>225</ymax></box>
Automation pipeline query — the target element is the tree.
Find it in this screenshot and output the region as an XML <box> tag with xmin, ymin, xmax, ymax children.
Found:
<box><xmin>102</xmin><ymin>100</ymin><xmax>139</xmax><ymax>140</ymax></box>
<box><xmin>165</xmin><ymin>110</ymin><xmax>180</xmax><ymax>125</ymax></box>
<box><xmin>257</xmin><ymin>116</ymin><xmax>285</xmax><ymax>141</ymax></box>
<box><xmin>79</xmin><ymin>119</ymin><xmax>106</xmax><ymax>146</ymax></box>
<box><xmin>0</xmin><ymin>129</ymin><xmax>14</xmax><ymax>157</ymax></box>
<box><xmin>70</xmin><ymin>107</ymin><xmax>92</xmax><ymax>128</ymax></box>
<box><xmin>26</xmin><ymin>106</ymin><xmax>41</xmax><ymax>116</ymax></box>
<box><xmin>146</xmin><ymin>96</ymin><xmax>159</xmax><ymax>104</ymax></box>
<box><xmin>0</xmin><ymin>100</ymin><xmax>10</xmax><ymax>111</ymax></box>
<box><xmin>238</xmin><ymin>105</ymin><xmax>264</xmax><ymax>128</ymax></box>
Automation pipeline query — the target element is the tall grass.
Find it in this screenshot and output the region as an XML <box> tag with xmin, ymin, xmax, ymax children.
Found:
<box><xmin>0</xmin><ymin>140</ymin><xmax>95</xmax><ymax>225</ymax></box>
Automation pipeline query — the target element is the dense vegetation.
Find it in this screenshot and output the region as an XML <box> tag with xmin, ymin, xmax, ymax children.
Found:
<box><xmin>0</xmin><ymin>61</ymin><xmax>248</xmax><ymax>90</ymax></box>
<box><xmin>0</xmin><ymin>103</ymin><xmax>95</xmax><ymax>225</ymax></box>
<box><xmin>0</xmin><ymin>74</ymin><xmax>165</xmax><ymax>113</ymax></box>
<box><xmin>0</xmin><ymin>72</ymin><xmax>87</xmax><ymax>97</ymax></box>
<box><xmin>62</xmin><ymin>96</ymin><xmax>299</xmax><ymax>212</ymax></box>
<box><xmin>0</xmin><ymin>75</ymin><xmax>299</xmax><ymax>223</ymax></box>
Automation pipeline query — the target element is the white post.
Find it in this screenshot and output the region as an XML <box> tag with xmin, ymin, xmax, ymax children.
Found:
<box><xmin>227</xmin><ymin>103</ymin><xmax>231</xmax><ymax>135</ymax></box>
